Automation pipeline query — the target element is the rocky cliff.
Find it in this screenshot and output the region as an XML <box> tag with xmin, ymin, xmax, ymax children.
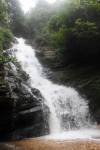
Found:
<box><xmin>35</xmin><ymin>46</ymin><xmax>100</xmax><ymax>125</ymax></box>
<box><xmin>0</xmin><ymin>60</ymin><xmax>49</xmax><ymax>141</ymax></box>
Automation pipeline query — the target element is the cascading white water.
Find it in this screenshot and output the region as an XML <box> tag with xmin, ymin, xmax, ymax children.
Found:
<box><xmin>12</xmin><ymin>38</ymin><xmax>90</xmax><ymax>134</ymax></box>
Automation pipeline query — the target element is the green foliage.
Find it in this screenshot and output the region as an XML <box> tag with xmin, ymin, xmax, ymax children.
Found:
<box><xmin>80</xmin><ymin>0</ymin><xmax>99</xmax><ymax>5</ymax></box>
<box><xmin>2</xmin><ymin>0</ymin><xmax>99</xmax><ymax>65</ymax></box>
<box><xmin>0</xmin><ymin>0</ymin><xmax>8</xmax><ymax>26</ymax></box>
<box><xmin>6</xmin><ymin>0</ymin><xmax>25</xmax><ymax>35</ymax></box>
<box><xmin>20</xmin><ymin>0</ymin><xmax>100</xmax><ymax>65</ymax></box>
<box><xmin>0</xmin><ymin>28</ymin><xmax>13</xmax><ymax>51</ymax></box>
<box><xmin>48</xmin><ymin>15</ymin><xmax>63</xmax><ymax>32</ymax></box>
<box><xmin>0</xmin><ymin>0</ymin><xmax>13</xmax><ymax>64</ymax></box>
<box><xmin>49</xmin><ymin>26</ymin><xmax>67</xmax><ymax>49</ymax></box>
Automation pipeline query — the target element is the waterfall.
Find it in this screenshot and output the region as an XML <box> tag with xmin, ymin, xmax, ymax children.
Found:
<box><xmin>12</xmin><ymin>38</ymin><xmax>90</xmax><ymax>134</ymax></box>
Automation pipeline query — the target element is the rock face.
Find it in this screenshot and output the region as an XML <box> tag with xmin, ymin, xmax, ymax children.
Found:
<box><xmin>35</xmin><ymin>46</ymin><xmax>100</xmax><ymax>125</ymax></box>
<box><xmin>0</xmin><ymin>65</ymin><xmax>14</xmax><ymax>140</ymax></box>
<box><xmin>0</xmin><ymin>61</ymin><xmax>49</xmax><ymax>141</ymax></box>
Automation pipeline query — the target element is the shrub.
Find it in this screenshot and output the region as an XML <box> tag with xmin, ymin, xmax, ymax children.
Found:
<box><xmin>0</xmin><ymin>28</ymin><xmax>13</xmax><ymax>51</ymax></box>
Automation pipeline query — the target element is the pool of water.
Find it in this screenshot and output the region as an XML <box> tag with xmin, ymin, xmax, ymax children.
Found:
<box><xmin>44</xmin><ymin>128</ymin><xmax>100</xmax><ymax>141</ymax></box>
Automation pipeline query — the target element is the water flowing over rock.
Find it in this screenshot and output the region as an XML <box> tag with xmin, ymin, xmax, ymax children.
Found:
<box><xmin>11</xmin><ymin>38</ymin><xmax>90</xmax><ymax>135</ymax></box>
<box><xmin>2</xmin><ymin>37</ymin><xmax>99</xmax><ymax>142</ymax></box>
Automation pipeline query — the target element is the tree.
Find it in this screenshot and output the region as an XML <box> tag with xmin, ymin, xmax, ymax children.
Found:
<box><xmin>80</xmin><ymin>0</ymin><xmax>99</xmax><ymax>5</ymax></box>
<box><xmin>6</xmin><ymin>0</ymin><xmax>25</xmax><ymax>35</ymax></box>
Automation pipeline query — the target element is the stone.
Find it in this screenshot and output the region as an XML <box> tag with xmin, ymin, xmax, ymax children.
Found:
<box><xmin>0</xmin><ymin>61</ymin><xmax>49</xmax><ymax>141</ymax></box>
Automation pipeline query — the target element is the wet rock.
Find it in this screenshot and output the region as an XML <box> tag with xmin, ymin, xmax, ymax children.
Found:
<box><xmin>0</xmin><ymin>68</ymin><xmax>14</xmax><ymax>141</ymax></box>
<box><xmin>0</xmin><ymin>61</ymin><xmax>49</xmax><ymax>141</ymax></box>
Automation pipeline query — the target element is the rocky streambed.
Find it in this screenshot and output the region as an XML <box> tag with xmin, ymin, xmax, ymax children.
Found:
<box><xmin>0</xmin><ymin>138</ymin><xmax>100</xmax><ymax>150</ymax></box>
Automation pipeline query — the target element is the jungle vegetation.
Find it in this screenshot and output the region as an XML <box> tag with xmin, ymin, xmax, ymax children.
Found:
<box><xmin>0</xmin><ymin>0</ymin><xmax>100</xmax><ymax>65</ymax></box>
